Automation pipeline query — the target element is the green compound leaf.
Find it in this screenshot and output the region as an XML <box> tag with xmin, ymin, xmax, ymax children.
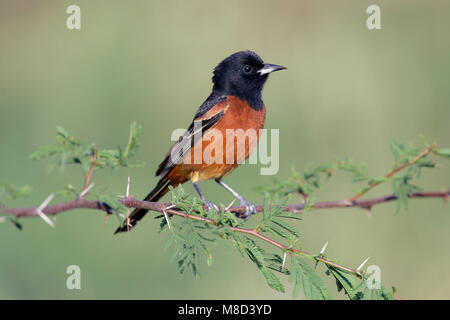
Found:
<box><xmin>326</xmin><ymin>266</ymin><xmax>364</xmax><ymax>300</ymax></box>
<box><xmin>30</xmin><ymin>123</ymin><xmax>144</xmax><ymax>173</ymax></box>
<box><xmin>242</xmin><ymin>237</ymin><xmax>285</xmax><ymax>293</ymax></box>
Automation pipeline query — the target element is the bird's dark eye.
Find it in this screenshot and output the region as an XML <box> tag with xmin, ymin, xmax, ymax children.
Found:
<box><xmin>243</xmin><ymin>65</ymin><xmax>252</xmax><ymax>74</ymax></box>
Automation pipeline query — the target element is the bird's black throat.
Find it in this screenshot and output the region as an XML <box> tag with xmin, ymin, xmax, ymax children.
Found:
<box><xmin>212</xmin><ymin>84</ymin><xmax>265</xmax><ymax>111</ymax></box>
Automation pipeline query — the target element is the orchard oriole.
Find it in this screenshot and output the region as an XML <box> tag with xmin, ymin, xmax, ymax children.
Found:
<box><xmin>115</xmin><ymin>50</ymin><xmax>285</xmax><ymax>233</ymax></box>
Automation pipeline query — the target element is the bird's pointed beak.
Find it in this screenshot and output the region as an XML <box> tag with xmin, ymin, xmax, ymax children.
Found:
<box><xmin>257</xmin><ymin>63</ymin><xmax>287</xmax><ymax>75</ymax></box>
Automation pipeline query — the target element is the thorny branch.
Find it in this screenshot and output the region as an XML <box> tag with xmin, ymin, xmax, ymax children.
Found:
<box><xmin>2</xmin><ymin>138</ymin><xmax>447</xmax><ymax>299</ymax></box>
<box><xmin>2</xmin><ymin>191</ymin><xmax>447</xmax><ymax>218</ymax></box>
<box><xmin>1</xmin><ymin>189</ymin><xmax>448</xmax><ymax>292</ymax></box>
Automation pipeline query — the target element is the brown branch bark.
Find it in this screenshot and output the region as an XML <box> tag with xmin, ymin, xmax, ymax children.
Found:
<box><xmin>2</xmin><ymin>190</ymin><xmax>448</xmax><ymax>218</ymax></box>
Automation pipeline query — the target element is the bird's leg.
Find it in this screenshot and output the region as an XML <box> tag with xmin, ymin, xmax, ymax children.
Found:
<box><xmin>215</xmin><ymin>179</ymin><xmax>256</xmax><ymax>220</ymax></box>
<box><xmin>192</xmin><ymin>181</ymin><xmax>218</xmax><ymax>212</ymax></box>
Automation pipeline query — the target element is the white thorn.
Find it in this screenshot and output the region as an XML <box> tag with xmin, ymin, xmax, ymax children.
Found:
<box><xmin>225</xmin><ymin>199</ymin><xmax>236</xmax><ymax>211</ymax></box>
<box><xmin>163</xmin><ymin>209</ymin><xmax>172</xmax><ymax>232</ymax></box>
<box><xmin>80</xmin><ymin>182</ymin><xmax>95</xmax><ymax>198</ymax></box>
<box><xmin>320</xmin><ymin>241</ymin><xmax>328</xmax><ymax>255</ymax></box>
<box><xmin>126</xmin><ymin>175</ymin><xmax>130</xmax><ymax>197</ymax></box>
<box><xmin>123</xmin><ymin>176</ymin><xmax>132</xmax><ymax>231</ymax></box>
<box><xmin>37</xmin><ymin>193</ymin><xmax>54</xmax><ymax>212</ymax></box>
<box><xmin>165</xmin><ymin>204</ymin><xmax>176</xmax><ymax>210</ymax></box>
<box><xmin>282</xmin><ymin>252</ymin><xmax>287</xmax><ymax>268</ymax></box>
<box><xmin>35</xmin><ymin>193</ymin><xmax>55</xmax><ymax>228</ymax></box>
<box><xmin>357</xmin><ymin>257</ymin><xmax>370</xmax><ymax>273</ymax></box>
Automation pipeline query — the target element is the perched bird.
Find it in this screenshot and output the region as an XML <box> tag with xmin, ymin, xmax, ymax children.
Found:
<box><xmin>115</xmin><ymin>50</ymin><xmax>285</xmax><ymax>234</ymax></box>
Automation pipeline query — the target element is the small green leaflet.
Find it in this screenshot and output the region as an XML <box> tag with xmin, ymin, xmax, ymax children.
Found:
<box><xmin>242</xmin><ymin>237</ymin><xmax>285</xmax><ymax>293</ymax></box>
<box><xmin>289</xmin><ymin>256</ymin><xmax>331</xmax><ymax>300</ymax></box>
<box><xmin>391</xmin><ymin>175</ymin><xmax>419</xmax><ymax>213</ymax></box>
<box><xmin>0</xmin><ymin>181</ymin><xmax>32</xmax><ymax>205</ymax></box>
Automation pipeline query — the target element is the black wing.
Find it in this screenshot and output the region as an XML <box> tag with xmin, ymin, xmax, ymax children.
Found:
<box><xmin>155</xmin><ymin>95</ymin><xmax>227</xmax><ymax>177</ymax></box>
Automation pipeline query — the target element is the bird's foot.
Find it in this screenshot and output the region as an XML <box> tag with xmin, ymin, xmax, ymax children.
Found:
<box><xmin>203</xmin><ymin>199</ymin><xmax>219</xmax><ymax>212</ymax></box>
<box><xmin>236</xmin><ymin>198</ymin><xmax>256</xmax><ymax>220</ymax></box>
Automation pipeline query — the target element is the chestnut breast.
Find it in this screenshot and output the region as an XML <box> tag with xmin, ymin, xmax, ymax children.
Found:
<box><xmin>172</xmin><ymin>96</ymin><xmax>266</xmax><ymax>182</ymax></box>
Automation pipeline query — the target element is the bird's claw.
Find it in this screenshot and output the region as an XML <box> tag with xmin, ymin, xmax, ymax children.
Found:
<box><xmin>237</xmin><ymin>198</ymin><xmax>256</xmax><ymax>220</ymax></box>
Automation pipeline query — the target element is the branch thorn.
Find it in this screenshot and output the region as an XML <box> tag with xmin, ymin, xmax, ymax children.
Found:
<box><xmin>35</xmin><ymin>193</ymin><xmax>55</xmax><ymax>228</ymax></box>
<box><xmin>225</xmin><ymin>199</ymin><xmax>236</xmax><ymax>212</ymax></box>
<box><xmin>126</xmin><ymin>175</ymin><xmax>131</xmax><ymax>197</ymax></box>
<box><xmin>320</xmin><ymin>241</ymin><xmax>328</xmax><ymax>255</ymax></box>
<box><xmin>357</xmin><ymin>256</ymin><xmax>370</xmax><ymax>275</ymax></box>
<box><xmin>124</xmin><ymin>175</ymin><xmax>132</xmax><ymax>231</ymax></box>
<box><xmin>162</xmin><ymin>208</ymin><xmax>172</xmax><ymax>232</ymax></box>
<box><xmin>80</xmin><ymin>182</ymin><xmax>95</xmax><ymax>198</ymax></box>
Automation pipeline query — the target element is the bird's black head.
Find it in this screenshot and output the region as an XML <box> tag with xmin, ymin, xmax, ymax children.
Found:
<box><xmin>212</xmin><ymin>51</ymin><xmax>286</xmax><ymax>110</ymax></box>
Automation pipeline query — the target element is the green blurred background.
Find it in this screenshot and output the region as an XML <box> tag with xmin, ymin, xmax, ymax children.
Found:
<box><xmin>1</xmin><ymin>0</ymin><xmax>449</xmax><ymax>299</ymax></box>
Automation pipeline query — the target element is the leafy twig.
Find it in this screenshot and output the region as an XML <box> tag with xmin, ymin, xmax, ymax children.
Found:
<box><xmin>348</xmin><ymin>144</ymin><xmax>436</xmax><ymax>202</ymax></box>
<box><xmin>81</xmin><ymin>146</ymin><xmax>97</xmax><ymax>197</ymax></box>
<box><xmin>2</xmin><ymin>191</ymin><xmax>447</xmax><ymax>219</ymax></box>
